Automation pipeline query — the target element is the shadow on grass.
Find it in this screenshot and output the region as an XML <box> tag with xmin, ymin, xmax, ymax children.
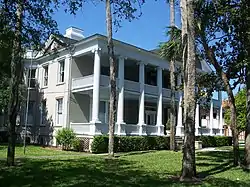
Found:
<box><xmin>0</xmin><ymin>155</ymin><xmax>249</xmax><ymax>187</ymax></box>
<box><xmin>196</xmin><ymin>150</ymin><xmax>249</xmax><ymax>179</ymax></box>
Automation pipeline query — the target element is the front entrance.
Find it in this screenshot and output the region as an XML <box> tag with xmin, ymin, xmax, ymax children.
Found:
<box><xmin>145</xmin><ymin>110</ymin><xmax>156</xmax><ymax>125</ymax></box>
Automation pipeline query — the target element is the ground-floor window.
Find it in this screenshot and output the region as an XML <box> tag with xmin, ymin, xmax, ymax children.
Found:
<box><xmin>56</xmin><ymin>98</ymin><xmax>63</xmax><ymax>125</ymax></box>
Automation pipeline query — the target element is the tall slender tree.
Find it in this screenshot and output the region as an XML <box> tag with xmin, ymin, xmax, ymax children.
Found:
<box><xmin>180</xmin><ymin>0</ymin><xmax>197</xmax><ymax>180</ymax></box>
<box><xmin>169</xmin><ymin>0</ymin><xmax>177</xmax><ymax>151</ymax></box>
<box><xmin>105</xmin><ymin>0</ymin><xmax>116</xmax><ymax>157</ymax></box>
<box><xmin>1</xmin><ymin>0</ymin><xmax>58</xmax><ymax>166</ymax></box>
<box><xmin>64</xmin><ymin>0</ymin><xmax>145</xmax><ymax>156</ymax></box>
<box><xmin>7</xmin><ymin>0</ymin><xmax>23</xmax><ymax>166</ymax></box>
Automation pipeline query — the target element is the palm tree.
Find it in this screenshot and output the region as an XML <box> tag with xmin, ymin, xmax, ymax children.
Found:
<box><xmin>105</xmin><ymin>0</ymin><xmax>116</xmax><ymax>157</ymax></box>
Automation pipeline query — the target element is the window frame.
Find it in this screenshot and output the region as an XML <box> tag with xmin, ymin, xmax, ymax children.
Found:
<box><xmin>56</xmin><ymin>98</ymin><xmax>63</xmax><ymax>125</ymax></box>
<box><xmin>43</xmin><ymin>65</ymin><xmax>49</xmax><ymax>87</ymax></box>
<box><xmin>27</xmin><ymin>68</ymin><xmax>36</xmax><ymax>88</ymax></box>
<box><xmin>58</xmin><ymin>59</ymin><xmax>65</xmax><ymax>83</ymax></box>
<box><xmin>40</xmin><ymin>99</ymin><xmax>47</xmax><ymax>126</ymax></box>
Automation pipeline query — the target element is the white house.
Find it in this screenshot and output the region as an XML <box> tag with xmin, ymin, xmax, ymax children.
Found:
<box><xmin>20</xmin><ymin>27</ymin><xmax>224</xmax><ymax>146</ymax></box>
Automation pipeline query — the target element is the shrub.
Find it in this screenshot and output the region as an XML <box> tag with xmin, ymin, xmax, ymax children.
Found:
<box><xmin>55</xmin><ymin>128</ymin><xmax>76</xmax><ymax>150</ymax></box>
<box><xmin>197</xmin><ymin>136</ymin><xmax>232</xmax><ymax>147</ymax></box>
<box><xmin>72</xmin><ymin>138</ymin><xmax>81</xmax><ymax>152</ymax></box>
<box><xmin>91</xmin><ymin>136</ymin><xmax>109</xmax><ymax>153</ymax></box>
<box><xmin>91</xmin><ymin>136</ymin><xmax>170</xmax><ymax>153</ymax></box>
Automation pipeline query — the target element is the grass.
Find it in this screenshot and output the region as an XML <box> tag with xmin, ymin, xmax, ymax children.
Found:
<box><xmin>0</xmin><ymin>144</ymin><xmax>81</xmax><ymax>158</ymax></box>
<box><xmin>0</xmin><ymin>146</ymin><xmax>250</xmax><ymax>186</ymax></box>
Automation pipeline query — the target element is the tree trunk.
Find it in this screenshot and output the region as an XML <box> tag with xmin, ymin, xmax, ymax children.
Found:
<box><xmin>106</xmin><ymin>0</ymin><xmax>116</xmax><ymax>157</ymax></box>
<box><xmin>200</xmin><ymin>24</ymin><xmax>240</xmax><ymax>167</ymax></box>
<box><xmin>7</xmin><ymin>0</ymin><xmax>23</xmax><ymax>166</ymax></box>
<box><xmin>180</xmin><ymin>0</ymin><xmax>197</xmax><ymax>180</ymax></box>
<box><xmin>220</xmin><ymin>72</ymin><xmax>239</xmax><ymax>166</ymax></box>
<box><xmin>244</xmin><ymin>65</ymin><xmax>250</xmax><ymax>169</ymax></box>
<box><xmin>169</xmin><ymin>0</ymin><xmax>176</xmax><ymax>151</ymax></box>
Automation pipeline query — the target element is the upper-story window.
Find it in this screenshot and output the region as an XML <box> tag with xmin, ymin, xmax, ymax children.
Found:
<box><xmin>43</xmin><ymin>65</ymin><xmax>48</xmax><ymax>87</ymax></box>
<box><xmin>27</xmin><ymin>69</ymin><xmax>36</xmax><ymax>88</ymax></box>
<box><xmin>58</xmin><ymin>60</ymin><xmax>65</xmax><ymax>83</ymax></box>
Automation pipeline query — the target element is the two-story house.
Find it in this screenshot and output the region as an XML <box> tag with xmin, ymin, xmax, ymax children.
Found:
<box><xmin>20</xmin><ymin>27</ymin><xmax>224</xmax><ymax>147</ymax></box>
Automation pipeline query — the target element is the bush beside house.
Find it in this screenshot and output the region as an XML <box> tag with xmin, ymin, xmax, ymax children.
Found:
<box><xmin>91</xmin><ymin>136</ymin><xmax>170</xmax><ymax>153</ymax></box>
<box><xmin>196</xmin><ymin>136</ymin><xmax>232</xmax><ymax>148</ymax></box>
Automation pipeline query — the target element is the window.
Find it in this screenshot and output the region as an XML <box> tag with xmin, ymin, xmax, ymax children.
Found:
<box><xmin>27</xmin><ymin>101</ymin><xmax>35</xmax><ymax>125</ymax></box>
<box><xmin>41</xmin><ymin>100</ymin><xmax>47</xmax><ymax>125</ymax></box>
<box><xmin>58</xmin><ymin>60</ymin><xmax>65</xmax><ymax>83</ymax></box>
<box><xmin>27</xmin><ymin>69</ymin><xmax>36</xmax><ymax>88</ymax></box>
<box><xmin>43</xmin><ymin>66</ymin><xmax>48</xmax><ymax>87</ymax></box>
<box><xmin>56</xmin><ymin>98</ymin><xmax>63</xmax><ymax>125</ymax></box>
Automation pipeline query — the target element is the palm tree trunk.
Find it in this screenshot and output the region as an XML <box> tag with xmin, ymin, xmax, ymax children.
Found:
<box><xmin>169</xmin><ymin>0</ymin><xmax>176</xmax><ymax>151</ymax></box>
<box><xmin>7</xmin><ymin>0</ymin><xmax>23</xmax><ymax>166</ymax></box>
<box><xmin>106</xmin><ymin>0</ymin><xmax>116</xmax><ymax>157</ymax></box>
<box><xmin>180</xmin><ymin>0</ymin><xmax>196</xmax><ymax>180</ymax></box>
<box><xmin>244</xmin><ymin>65</ymin><xmax>250</xmax><ymax>169</ymax></box>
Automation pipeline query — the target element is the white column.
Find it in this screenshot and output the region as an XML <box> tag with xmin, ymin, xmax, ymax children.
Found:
<box><xmin>195</xmin><ymin>103</ymin><xmax>200</xmax><ymax>136</ymax></box>
<box><xmin>91</xmin><ymin>48</ymin><xmax>101</xmax><ymax>125</ymax></box>
<box><xmin>209</xmin><ymin>100</ymin><xmax>214</xmax><ymax>135</ymax></box>
<box><xmin>156</xmin><ymin>67</ymin><xmax>163</xmax><ymax>135</ymax></box>
<box><xmin>138</xmin><ymin>62</ymin><xmax>145</xmax><ymax>135</ymax></box>
<box><xmin>176</xmin><ymin>75</ymin><xmax>183</xmax><ymax>136</ymax></box>
<box><xmin>117</xmin><ymin>56</ymin><xmax>125</xmax><ymax>135</ymax></box>
<box><xmin>219</xmin><ymin>102</ymin><xmax>223</xmax><ymax>135</ymax></box>
<box><xmin>65</xmin><ymin>55</ymin><xmax>72</xmax><ymax>128</ymax></box>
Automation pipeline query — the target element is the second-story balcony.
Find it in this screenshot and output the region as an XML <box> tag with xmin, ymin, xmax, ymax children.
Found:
<box><xmin>72</xmin><ymin>74</ymin><xmax>179</xmax><ymax>99</ymax></box>
<box><xmin>71</xmin><ymin>53</ymin><xmax>179</xmax><ymax>99</ymax></box>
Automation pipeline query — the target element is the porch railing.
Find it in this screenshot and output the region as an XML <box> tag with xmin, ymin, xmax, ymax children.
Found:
<box><xmin>70</xmin><ymin>122</ymin><xmax>91</xmax><ymax>135</ymax></box>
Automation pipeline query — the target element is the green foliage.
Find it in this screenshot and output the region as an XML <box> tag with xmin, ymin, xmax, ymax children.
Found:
<box><xmin>72</xmin><ymin>138</ymin><xmax>81</xmax><ymax>152</ymax></box>
<box><xmin>197</xmin><ymin>136</ymin><xmax>232</xmax><ymax>148</ymax></box>
<box><xmin>55</xmin><ymin>128</ymin><xmax>76</xmax><ymax>150</ymax></box>
<box><xmin>159</xmin><ymin>26</ymin><xmax>182</xmax><ymax>61</ymax></box>
<box><xmin>224</xmin><ymin>88</ymin><xmax>246</xmax><ymax>133</ymax></box>
<box><xmin>91</xmin><ymin>136</ymin><xmax>170</xmax><ymax>154</ymax></box>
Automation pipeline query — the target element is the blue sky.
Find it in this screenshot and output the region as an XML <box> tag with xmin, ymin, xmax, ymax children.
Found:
<box><xmin>53</xmin><ymin>1</ymin><xmax>231</xmax><ymax>100</ymax></box>
<box><xmin>53</xmin><ymin>1</ymin><xmax>181</xmax><ymax>50</ymax></box>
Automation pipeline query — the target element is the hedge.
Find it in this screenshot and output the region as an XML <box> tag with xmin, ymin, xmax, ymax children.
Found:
<box><xmin>91</xmin><ymin>136</ymin><xmax>170</xmax><ymax>153</ymax></box>
<box><xmin>196</xmin><ymin>136</ymin><xmax>232</xmax><ymax>148</ymax></box>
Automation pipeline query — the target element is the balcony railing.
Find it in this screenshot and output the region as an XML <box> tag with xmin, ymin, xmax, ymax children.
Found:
<box><xmin>124</xmin><ymin>80</ymin><xmax>140</xmax><ymax>93</ymax></box>
<box><xmin>72</xmin><ymin>75</ymin><xmax>93</xmax><ymax>91</ymax></box>
<box><xmin>145</xmin><ymin>84</ymin><xmax>158</xmax><ymax>96</ymax></box>
<box><xmin>71</xmin><ymin>74</ymin><xmax>179</xmax><ymax>99</ymax></box>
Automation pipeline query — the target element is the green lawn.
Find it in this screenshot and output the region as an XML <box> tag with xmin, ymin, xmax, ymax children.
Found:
<box><xmin>0</xmin><ymin>144</ymin><xmax>81</xmax><ymax>158</ymax></box>
<box><xmin>0</xmin><ymin>147</ymin><xmax>249</xmax><ymax>186</ymax></box>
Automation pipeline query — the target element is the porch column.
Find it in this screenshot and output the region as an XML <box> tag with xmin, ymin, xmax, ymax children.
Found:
<box><xmin>219</xmin><ymin>102</ymin><xmax>223</xmax><ymax>135</ymax></box>
<box><xmin>156</xmin><ymin>67</ymin><xmax>163</xmax><ymax>135</ymax></box>
<box><xmin>91</xmin><ymin>48</ymin><xmax>101</xmax><ymax>128</ymax></box>
<box><xmin>176</xmin><ymin>75</ymin><xmax>183</xmax><ymax>136</ymax></box>
<box><xmin>209</xmin><ymin>100</ymin><xmax>214</xmax><ymax>135</ymax></box>
<box><xmin>138</xmin><ymin>62</ymin><xmax>145</xmax><ymax>135</ymax></box>
<box><xmin>117</xmin><ymin>56</ymin><xmax>125</xmax><ymax>135</ymax></box>
<box><xmin>195</xmin><ymin>103</ymin><xmax>200</xmax><ymax>136</ymax></box>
